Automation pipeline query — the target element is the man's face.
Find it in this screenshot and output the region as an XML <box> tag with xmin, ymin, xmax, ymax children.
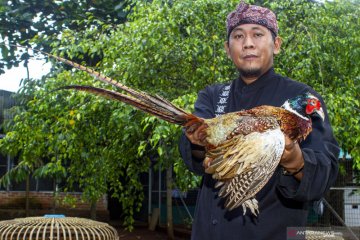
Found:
<box><xmin>225</xmin><ymin>24</ymin><xmax>281</xmax><ymax>80</ymax></box>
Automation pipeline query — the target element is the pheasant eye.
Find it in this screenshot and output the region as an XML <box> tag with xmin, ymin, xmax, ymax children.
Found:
<box><xmin>307</xmin><ymin>99</ymin><xmax>321</xmax><ymax>112</ymax></box>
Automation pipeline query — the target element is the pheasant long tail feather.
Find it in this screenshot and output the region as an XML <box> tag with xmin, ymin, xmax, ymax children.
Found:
<box><xmin>8</xmin><ymin>44</ymin><xmax>199</xmax><ymax>126</ymax></box>
<box><xmin>59</xmin><ymin>85</ymin><xmax>196</xmax><ymax>125</ymax></box>
<box><xmin>10</xmin><ymin>44</ymin><xmax>144</xmax><ymax>97</ymax></box>
<box><xmin>48</xmin><ymin>55</ymin><xmax>196</xmax><ymax>125</ymax></box>
<box><xmin>10</xmin><ymin>44</ymin><xmax>192</xmax><ymax>119</ymax></box>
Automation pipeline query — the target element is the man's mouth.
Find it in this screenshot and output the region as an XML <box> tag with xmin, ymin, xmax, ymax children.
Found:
<box><xmin>243</xmin><ymin>54</ymin><xmax>258</xmax><ymax>60</ymax></box>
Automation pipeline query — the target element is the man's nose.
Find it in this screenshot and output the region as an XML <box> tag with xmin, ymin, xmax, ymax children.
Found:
<box><xmin>243</xmin><ymin>36</ymin><xmax>255</xmax><ymax>49</ymax></box>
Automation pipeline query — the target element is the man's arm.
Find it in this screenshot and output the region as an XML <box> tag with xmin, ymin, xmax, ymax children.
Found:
<box><xmin>179</xmin><ymin>86</ymin><xmax>215</xmax><ymax>175</ymax></box>
<box><xmin>280</xmin><ymin>137</ymin><xmax>305</xmax><ymax>180</ymax></box>
<box><xmin>277</xmin><ymin>94</ymin><xmax>340</xmax><ymax>201</ymax></box>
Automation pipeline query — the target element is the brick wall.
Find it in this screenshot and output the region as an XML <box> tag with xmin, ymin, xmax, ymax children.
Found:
<box><xmin>0</xmin><ymin>191</ymin><xmax>109</xmax><ymax>220</ymax></box>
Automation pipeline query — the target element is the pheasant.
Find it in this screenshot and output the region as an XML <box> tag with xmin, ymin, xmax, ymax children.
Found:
<box><xmin>16</xmin><ymin>47</ymin><xmax>324</xmax><ymax>215</ymax></box>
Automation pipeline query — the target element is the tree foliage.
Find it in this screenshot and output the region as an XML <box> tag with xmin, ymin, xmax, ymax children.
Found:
<box><xmin>0</xmin><ymin>0</ymin><xmax>130</xmax><ymax>73</ymax></box>
<box><xmin>0</xmin><ymin>0</ymin><xmax>359</xmax><ymax>228</ymax></box>
<box><xmin>270</xmin><ymin>0</ymin><xmax>360</xmax><ymax>167</ymax></box>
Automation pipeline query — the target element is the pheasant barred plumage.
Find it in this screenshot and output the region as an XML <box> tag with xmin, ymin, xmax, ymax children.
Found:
<box><xmin>12</xmin><ymin>45</ymin><xmax>324</xmax><ymax>215</ymax></box>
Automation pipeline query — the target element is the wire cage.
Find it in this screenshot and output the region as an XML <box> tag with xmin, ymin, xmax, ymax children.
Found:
<box><xmin>0</xmin><ymin>216</ymin><xmax>119</xmax><ymax>240</ymax></box>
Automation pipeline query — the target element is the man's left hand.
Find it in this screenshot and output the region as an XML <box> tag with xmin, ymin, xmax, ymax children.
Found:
<box><xmin>280</xmin><ymin>136</ymin><xmax>304</xmax><ymax>179</ymax></box>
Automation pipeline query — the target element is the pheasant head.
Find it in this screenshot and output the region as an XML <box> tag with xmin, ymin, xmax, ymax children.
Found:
<box><xmin>282</xmin><ymin>92</ymin><xmax>325</xmax><ymax>121</ymax></box>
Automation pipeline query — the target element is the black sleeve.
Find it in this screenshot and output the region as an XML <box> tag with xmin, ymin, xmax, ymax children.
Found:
<box><xmin>178</xmin><ymin>86</ymin><xmax>216</xmax><ymax>175</ymax></box>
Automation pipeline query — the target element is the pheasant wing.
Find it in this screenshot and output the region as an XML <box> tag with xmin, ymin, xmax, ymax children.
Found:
<box><xmin>204</xmin><ymin>118</ymin><xmax>285</xmax><ymax>214</ymax></box>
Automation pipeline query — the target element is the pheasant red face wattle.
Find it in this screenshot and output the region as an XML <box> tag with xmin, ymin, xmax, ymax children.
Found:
<box><xmin>306</xmin><ymin>99</ymin><xmax>324</xmax><ymax>120</ymax></box>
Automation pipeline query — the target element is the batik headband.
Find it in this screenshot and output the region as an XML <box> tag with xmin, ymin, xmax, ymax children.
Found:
<box><xmin>226</xmin><ymin>1</ymin><xmax>278</xmax><ymax>38</ymax></box>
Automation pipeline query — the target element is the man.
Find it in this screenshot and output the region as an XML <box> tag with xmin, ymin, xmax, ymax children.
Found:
<box><xmin>179</xmin><ymin>1</ymin><xmax>339</xmax><ymax>239</ymax></box>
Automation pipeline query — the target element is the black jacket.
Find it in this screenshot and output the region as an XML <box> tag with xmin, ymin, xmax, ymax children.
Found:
<box><xmin>179</xmin><ymin>68</ymin><xmax>339</xmax><ymax>240</ymax></box>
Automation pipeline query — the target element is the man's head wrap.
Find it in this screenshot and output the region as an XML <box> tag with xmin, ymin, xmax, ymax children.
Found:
<box><xmin>226</xmin><ymin>1</ymin><xmax>278</xmax><ymax>38</ymax></box>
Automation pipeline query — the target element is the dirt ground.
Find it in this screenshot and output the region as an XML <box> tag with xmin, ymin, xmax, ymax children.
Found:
<box><xmin>113</xmin><ymin>222</ymin><xmax>190</xmax><ymax>240</ymax></box>
<box><xmin>116</xmin><ymin>226</ymin><xmax>190</xmax><ymax>240</ymax></box>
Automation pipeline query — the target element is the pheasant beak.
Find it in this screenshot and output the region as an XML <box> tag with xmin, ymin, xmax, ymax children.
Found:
<box><xmin>315</xmin><ymin>107</ymin><xmax>325</xmax><ymax>121</ymax></box>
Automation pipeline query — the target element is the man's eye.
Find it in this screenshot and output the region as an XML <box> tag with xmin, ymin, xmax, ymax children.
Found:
<box><xmin>234</xmin><ymin>34</ymin><xmax>244</xmax><ymax>39</ymax></box>
<box><xmin>254</xmin><ymin>33</ymin><xmax>263</xmax><ymax>37</ymax></box>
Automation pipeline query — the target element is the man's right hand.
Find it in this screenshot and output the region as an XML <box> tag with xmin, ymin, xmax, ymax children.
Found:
<box><xmin>185</xmin><ymin>122</ymin><xmax>208</xmax><ymax>146</ymax></box>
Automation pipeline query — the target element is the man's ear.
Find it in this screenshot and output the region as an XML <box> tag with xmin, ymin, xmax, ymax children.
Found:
<box><xmin>274</xmin><ymin>36</ymin><xmax>282</xmax><ymax>55</ymax></box>
<box><xmin>224</xmin><ymin>41</ymin><xmax>231</xmax><ymax>58</ymax></box>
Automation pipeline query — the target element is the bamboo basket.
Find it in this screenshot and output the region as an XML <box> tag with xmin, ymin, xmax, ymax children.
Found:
<box><xmin>0</xmin><ymin>216</ymin><xmax>119</xmax><ymax>240</ymax></box>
